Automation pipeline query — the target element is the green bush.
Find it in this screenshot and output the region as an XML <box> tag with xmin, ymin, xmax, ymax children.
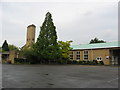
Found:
<box><xmin>72</xmin><ymin>60</ymin><xmax>78</xmax><ymax>64</ymax></box>
<box><xmin>73</xmin><ymin>60</ymin><xmax>100</xmax><ymax>65</ymax></box>
<box><xmin>81</xmin><ymin>61</ymin><xmax>89</xmax><ymax>65</ymax></box>
<box><xmin>67</xmin><ymin>60</ymin><xmax>105</xmax><ymax>65</ymax></box>
<box><xmin>88</xmin><ymin>61</ymin><xmax>94</xmax><ymax>65</ymax></box>
<box><xmin>67</xmin><ymin>60</ymin><xmax>73</xmax><ymax>64</ymax></box>
<box><xmin>78</xmin><ymin>61</ymin><xmax>83</xmax><ymax>64</ymax></box>
<box><xmin>92</xmin><ymin>60</ymin><xmax>98</xmax><ymax>65</ymax></box>
<box><xmin>14</xmin><ymin>58</ymin><xmax>30</xmax><ymax>64</ymax></box>
<box><xmin>67</xmin><ymin>60</ymin><xmax>104</xmax><ymax>65</ymax></box>
<box><xmin>98</xmin><ymin>61</ymin><xmax>104</xmax><ymax>65</ymax></box>
<box><xmin>86</xmin><ymin>61</ymin><xmax>90</xmax><ymax>64</ymax></box>
<box><xmin>57</xmin><ymin>60</ymin><xmax>66</xmax><ymax>64</ymax></box>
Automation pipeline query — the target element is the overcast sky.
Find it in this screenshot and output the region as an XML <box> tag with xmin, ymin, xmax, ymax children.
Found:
<box><xmin>0</xmin><ymin>0</ymin><xmax>118</xmax><ymax>47</ymax></box>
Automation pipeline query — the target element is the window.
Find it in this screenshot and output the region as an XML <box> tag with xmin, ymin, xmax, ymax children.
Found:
<box><xmin>84</xmin><ymin>50</ymin><xmax>88</xmax><ymax>60</ymax></box>
<box><xmin>70</xmin><ymin>52</ymin><xmax>73</xmax><ymax>60</ymax></box>
<box><xmin>76</xmin><ymin>51</ymin><xmax>80</xmax><ymax>60</ymax></box>
<box><xmin>96</xmin><ymin>57</ymin><xmax>102</xmax><ymax>61</ymax></box>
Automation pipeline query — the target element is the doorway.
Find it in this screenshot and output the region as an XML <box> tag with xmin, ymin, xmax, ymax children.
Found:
<box><xmin>110</xmin><ymin>49</ymin><xmax>120</xmax><ymax>65</ymax></box>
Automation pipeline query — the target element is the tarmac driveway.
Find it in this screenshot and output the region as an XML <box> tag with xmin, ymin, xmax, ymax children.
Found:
<box><xmin>2</xmin><ymin>64</ymin><xmax>119</xmax><ymax>88</ymax></box>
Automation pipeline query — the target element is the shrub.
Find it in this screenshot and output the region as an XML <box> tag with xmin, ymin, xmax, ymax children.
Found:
<box><xmin>81</xmin><ymin>61</ymin><xmax>89</xmax><ymax>65</ymax></box>
<box><xmin>57</xmin><ymin>60</ymin><xmax>66</xmax><ymax>64</ymax></box>
<box><xmin>78</xmin><ymin>61</ymin><xmax>83</xmax><ymax>64</ymax></box>
<box><xmin>86</xmin><ymin>61</ymin><xmax>90</xmax><ymax>64</ymax></box>
<box><xmin>81</xmin><ymin>61</ymin><xmax>85</xmax><ymax>65</ymax></box>
<box><xmin>67</xmin><ymin>60</ymin><xmax>72</xmax><ymax>64</ymax></box>
<box><xmin>98</xmin><ymin>61</ymin><xmax>104</xmax><ymax>65</ymax></box>
<box><xmin>93</xmin><ymin>60</ymin><xmax>98</xmax><ymax>65</ymax></box>
<box><xmin>72</xmin><ymin>60</ymin><xmax>78</xmax><ymax>64</ymax></box>
<box><xmin>14</xmin><ymin>58</ymin><xmax>30</xmax><ymax>64</ymax></box>
<box><xmin>88</xmin><ymin>61</ymin><xmax>94</xmax><ymax>65</ymax></box>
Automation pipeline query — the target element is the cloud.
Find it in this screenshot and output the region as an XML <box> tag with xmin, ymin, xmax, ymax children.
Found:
<box><xmin>1</xmin><ymin>1</ymin><xmax>118</xmax><ymax>47</ymax></box>
<box><xmin>1</xmin><ymin>0</ymin><xmax>119</xmax><ymax>2</ymax></box>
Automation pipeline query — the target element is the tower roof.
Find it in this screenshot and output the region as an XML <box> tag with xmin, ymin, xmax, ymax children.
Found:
<box><xmin>27</xmin><ymin>24</ymin><xmax>36</xmax><ymax>28</ymax></box>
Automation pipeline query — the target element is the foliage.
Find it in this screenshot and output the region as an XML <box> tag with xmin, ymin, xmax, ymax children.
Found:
<box><xmin>57</xmin><ymin>60</ymin><xmax>67</xmax><ymax>64</ymax></box>
<box><xmin>33</xmin><ymin>12</ymin><xmax>62</xmax><ymax>62</ymax></box>
<box><xmin>2</xmin><ymin>40</ymin><xmax>9</xmax><ymax>52</ymax></box>
<box><xmin>82</xmin><ymin>61</ymin><xmax>89</xmax><ymax>65</ymax></box>
<box><xmin>66</xmin><ymin>60</ymin><xmax>104</xmax><ymax>65</ymax></box>
<box><xmin>67</xmin><ymin>60</ymin><xmax>73</xmax><ymax>64</ymax></box>
<box><xmin>92</xmin><ymin>60</ymin><xmax>98</xmax><ymax>65</ymax></box>
<box><xmin>78</xmin><ymin>61</ymin><xmax>83</xmax><ymax>64</ymax></box>
<box><xmin>58</xmin><ymin>40</ymin><xmax>73</xmax><ymax>60</ymax></box>
<box><xmin>89</xmin><ymin>38</ymin><xmax>106</xmax><ymax>44</ymax></box>
<box><xmin>8</xmin><ymin>44</ymin><xmax>19</xmax><ymax>51</ymax></box>
<box><xmin>98</xmin><ymin>61</ymin><xmax>104</xmax><ymax>65</ymax></box>
<box><xmin>20</xmin><ymin>47</ymin><xmax>38</xmax><ymax>64</ymax></box>
<box><xmin>72</xmin><ymin>60</ymin><xmax>78</xmax><ymax>64</ymax></box>
<box><xmin>14</xmin><ymin>58</ymin><xmax>30</xmax><ymax>64</ymax></box>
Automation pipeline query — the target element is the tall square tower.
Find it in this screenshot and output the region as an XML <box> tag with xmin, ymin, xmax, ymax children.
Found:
<box><xmin>26</xmin><ymin>24</ymin><xmax>36</xmax><ymax>47</ymax></box>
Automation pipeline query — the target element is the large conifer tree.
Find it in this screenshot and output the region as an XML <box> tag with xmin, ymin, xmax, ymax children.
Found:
<box><xmin>34</xmin><ymin>12</ymin><xmax>61</xmax><ymax>61</ymax></box>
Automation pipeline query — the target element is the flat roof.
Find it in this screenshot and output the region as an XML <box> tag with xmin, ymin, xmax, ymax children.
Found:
<box><xmin>71</xmin><ymin>41</ymin><xmax>120</xmax><ymax>50</ymax></box>
<box><xmin>27</xmin><ymin>24</ymin><xmax>36</xmax><ymax>28</ymax></box>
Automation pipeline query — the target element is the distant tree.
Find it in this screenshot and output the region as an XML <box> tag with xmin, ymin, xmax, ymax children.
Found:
<box><xmin>33</xmin><ymin>12</ymin><xmax>62</xmax><ymax>62</ymax></box>
<box><xmin>8</xmin><ymin>44</ymin><xmax>19</xmax><ymax>51</ymax></box>
<box><xmin>89</xmin><ymin>38</ymin><xmax>106</xmax><ymax>44</ymax></box>
<box><xmin>2</xmin><ymin>40</ymin><xmax>9</xmax><ymax>52</ymax></box>
<box><xmin>58</xmin><ymin>40</ymin><xmax>73</xmax><ymax>60</ymax></box>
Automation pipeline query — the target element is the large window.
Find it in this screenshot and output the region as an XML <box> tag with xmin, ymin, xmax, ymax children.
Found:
<box><xmin>70</xmin><ymin>52</ymin><xmax>73</xmax><ymax>60</ymax></box>
<box><xmin>84</xmin><ymin>50</ymin><xmax>88</xmax><ymax>60</ymax></box>
<box><xmin>76</xmin><ymin>51</ymin><xmax>80</xmax><ymax>60</ymax></box>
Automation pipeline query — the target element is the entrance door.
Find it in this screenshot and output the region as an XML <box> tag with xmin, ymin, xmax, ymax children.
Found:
<box><xmin>111</xmin><ymin>56</ymin><xmax>115</xmax><ymax>65</ymax></box>
<box><xmin>111</xmin><ymin>56</ymin><xmax>118</xmax><ymax>65</ymax></box>
<box><xmin>114</xmin><ymin>57</ymin><xmax>118</xmax><ymax>65</ymax></box>
<box><xmin>111</xmin><ymin>49</ymin><xmax>120</xmax><ymax>65</ymax></box>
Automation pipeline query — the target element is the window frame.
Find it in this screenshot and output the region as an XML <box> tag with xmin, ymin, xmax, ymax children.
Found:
<box><xmin>76</xmin><ymin>51</ymin><xmax>80</xmax><ymax>60</ymax></box>
<box><xmin>84</xmin><ymin>50</ymin><xmax>88</xmax><ymax>60</ymax></box>
<box><xmin>70</xmin><ymin>51</ymin><xmax>73</xmax><ymax>60</ymax></box>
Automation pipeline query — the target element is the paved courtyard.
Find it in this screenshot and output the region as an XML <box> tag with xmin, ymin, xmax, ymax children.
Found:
<box><xmin>0</xmin><ymin>64</ymin><xmax>2</xmax><ymax>88</ymax></box>
<box><xmin>2</xmin><ymin>64</ymin><xmax>119</xmax><ymax>88</ymax></box>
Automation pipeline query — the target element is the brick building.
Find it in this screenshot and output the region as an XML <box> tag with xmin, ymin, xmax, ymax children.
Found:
<box><xmin>70</xmin><ymin>41</ymin><xmax>120</xmax><ymax>65</ymax></box>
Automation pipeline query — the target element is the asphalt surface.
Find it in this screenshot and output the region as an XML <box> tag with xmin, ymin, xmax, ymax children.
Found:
<box><xmin>2</xmin><ymin>64</ymin><xmax>119</xmax><ymax>88</ymax></box>
<box><xmin>0</xmin><ymin>64</ymin><xmax>2</xmax><ymax>88</ymax></box>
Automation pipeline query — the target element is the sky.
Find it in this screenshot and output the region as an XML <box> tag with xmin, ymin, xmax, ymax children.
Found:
<box><xmin>0</xmin><ymin>0</ymin><xmax>119</xmax><ymax>47</ymax></box>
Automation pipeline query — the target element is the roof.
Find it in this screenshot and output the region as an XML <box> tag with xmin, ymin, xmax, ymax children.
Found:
<box><xmin>71</xmin><ymin>41</ymin><xmax>120</xmax><ymax>50</ymax></box>
<box><xmin>27</xmin><ymin>24</ymin><xmax>36</xmax><ymax>28</ymax></box>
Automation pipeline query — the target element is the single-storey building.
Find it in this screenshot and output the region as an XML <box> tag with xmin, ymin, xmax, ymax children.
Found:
<box><xmin>2</xmin><ymin>41</ymin><xmax>120</xmax><ymax>65</ymax></box>
<box><xmin>2</xmin><ymin>51</ymin><xmax>19</xmax><ymax>64</ymax></box>
<box><xmin>70</xmin><ymin>41</ymin><xmax>120</xmax><ymax>65</ymax></box>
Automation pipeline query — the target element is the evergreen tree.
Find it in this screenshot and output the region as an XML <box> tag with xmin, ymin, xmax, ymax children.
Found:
<box><xmin>34</xmin><ymin>12</ymin><xmax>61</xmax><ymax>62</ymax></box>
<box><xmin>2</xmin><ymin>40</ymin><xmax>9</xmax><ymax>52</ymax></box>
